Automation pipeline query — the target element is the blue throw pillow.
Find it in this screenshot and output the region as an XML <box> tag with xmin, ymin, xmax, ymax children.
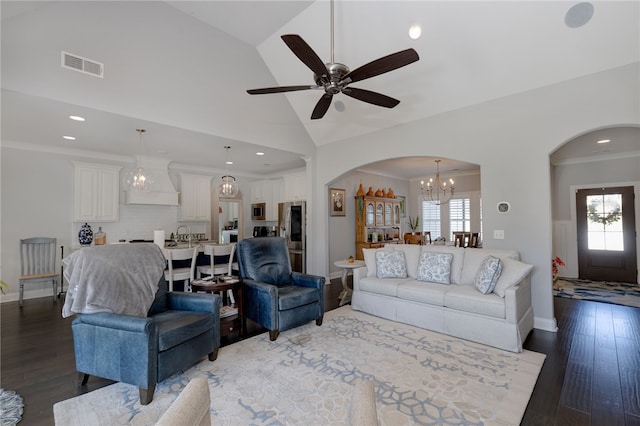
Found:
<box><xmin>416</xmin><ymin>252</ymin><xmax>453</xmax><ymax>284</ymax></box>
<box><xmin>474</xmin><ymin>256</ymin><xmax>503</xmax><ymax>294</ymax></box>
<box><xmin>375</xmin><ymin>250</ymin><xmax>407</xmax><ymax>279</ymax></box>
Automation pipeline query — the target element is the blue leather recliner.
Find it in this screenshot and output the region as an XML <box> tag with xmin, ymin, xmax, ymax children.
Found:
<box><xmin>236</xmin><ymin>237</ymin><xmax>325</xmax><ymax>341</ymax></box>
<box><xmin>71</xmin><ymin>276</ymin><xmax>221</xmax><ymax>405</ymax></box>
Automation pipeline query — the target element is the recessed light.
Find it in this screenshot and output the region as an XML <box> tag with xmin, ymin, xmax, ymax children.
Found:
<box><xmin>409</xmin><ymin>24</ymin><xmax>422</xmax><ymax>40</ymax></box>
<box><xmin>69</xmin><ymin>115</ymin><xmax>85</xmax><ymax>122</ymax></box>
<box><xmin>256</xmin><ymin>152</ymin><xmax>265</xmax><ymax>156</ymax></box>
<box><xmin>225</xmin><ymin>161</ymin><xmax>233</xmax><ymax>165</ymax></box>
<box><xmin>597</xmin><ymin>139</ymin><xmax>611</xmax><ymax>144</ymax></box>
<box><xmin>63</xmin><ymin>135</ymin><xmax>76</xmax><ymax>140</ymax></box>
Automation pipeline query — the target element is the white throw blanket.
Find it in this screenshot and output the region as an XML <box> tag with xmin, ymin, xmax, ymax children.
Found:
<box><xmin>62</xmin><ymin>243</ymin><xmax>166</xmax><ymax>318</ymax></box>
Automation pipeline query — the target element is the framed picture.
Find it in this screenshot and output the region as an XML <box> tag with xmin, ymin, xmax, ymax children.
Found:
<box><xmin>497</xmin><ymin>201</ymin><xmax>510</xmax><ymax>214</ymax></box>
<box><xmin>330</xmin><ymin>188</ymin><xmax>346</xmax><ymax>216</ymax></box>
<box><xmin>398</xmin><ymin>196</ymin><xmax>406</xmax><ymax>218</ymax></box>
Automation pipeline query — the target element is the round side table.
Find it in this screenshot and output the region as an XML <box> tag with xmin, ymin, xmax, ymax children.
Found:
<box><xmin>191</xmin><ymin>277</ymin><xmax>244</xmax><ymax>337</ymax></box>
<box><xmin>333</xmin><ymin>259</ymin><xmax>365</xmax><ymax>306</ymax></box>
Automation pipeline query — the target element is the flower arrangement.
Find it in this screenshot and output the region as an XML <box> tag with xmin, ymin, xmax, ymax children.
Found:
<box><xmin>0</xmin><ymin>280</ymin><xmax>7</xmax><ymax>295</ymax></box>
<box><xmin>552</xmin><ymin>256</ymin><xmax>565</xmax><ymax>280</ymax></box>
<box><xmin>408</xmin><ymin>216</ymin><xmax>420</xmax><ymax>232</ymax></box>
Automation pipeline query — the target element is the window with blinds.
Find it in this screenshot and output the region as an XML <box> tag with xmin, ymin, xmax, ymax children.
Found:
<box><xmin>421</xmin><ymin>201</ymin><xmax>441</xmax><ymax>238</ymax></box>
<box><xmin>449</xmin><ymin>197</ymin><xmax>471</xmax><ymax>240</ymax></box>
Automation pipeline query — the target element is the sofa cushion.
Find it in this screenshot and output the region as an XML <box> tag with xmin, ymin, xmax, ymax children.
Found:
<box><xmin>460</xmin><ymin>248</ymin><xmax>519</xmax><ymax>286</ymax></box>
<box><xmin>397</xmin><ymin>280</ymin><xmax>447</xmax><ymax>306</ymax></box>
<box><xmin>416</xmin><ymin>252</ymin><xmax>453</xmax><ymax>284</ymax></box>
<box><xmin>494</xmin><ymin>258</ymin><xmax>533</xmax><ymax>297</ymax></box>
<box><xmin>389</xmin><ymin>244</ymin><xmax>422</xmax><ymax>278</ymax></box>
<box><xmin>474</xmin><ymin>256</ymin><xmax>502</xmax><ymax>294</ymax></box>
<box><xmin>421</xmin><ymin>245</ymin><xmax>465</xmax><ymax>285</ymax></box>
<box><xmin>375</xmin><ymin>250</ymin><xmax>407</xmax><ymax>278</ymax></box>
<box><xmin>444</xmin><ymin>286</ymin><xmax>506</xmax><ymax>319</ymax></box>
<box><xmin>358</xmin><ymin>277</ymin><xmax>405</xmax><ymax>297</ymax></box>
<box><xmin>154</xmin><ymin>310</ymin><xmax>215</xmax><ymax>351</ymax></box>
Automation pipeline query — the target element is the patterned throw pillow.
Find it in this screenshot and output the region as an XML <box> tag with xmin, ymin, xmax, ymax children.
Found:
<box><xmin>416</xmin><ymin>252</ymin><xmax>454</xmax><ymax>284</ymax></box>
<box><xmin>375</xmin><ymin>250</ymin><xmax>407</xmax><ymax>279</ymax></box>
<box><xmin>474</xmin><ymin>255</ymin><xmax>503</xmax><ymax>294</ymax></box>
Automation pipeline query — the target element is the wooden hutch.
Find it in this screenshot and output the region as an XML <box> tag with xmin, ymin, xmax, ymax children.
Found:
<box><xmin>355</xmin><ymin>191</ymin><xmax>402</xmax><ymax>260</ymax></box>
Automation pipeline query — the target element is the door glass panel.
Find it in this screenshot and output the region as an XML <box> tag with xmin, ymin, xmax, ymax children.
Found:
<box><xmin>586</xmin><ymin>194</ymin><xmax>623</xmax><ymax>251</ymax></box>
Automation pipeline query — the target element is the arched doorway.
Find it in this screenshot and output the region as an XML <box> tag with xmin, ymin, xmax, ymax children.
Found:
<box><xmin>550</xmin><ymin>126</ymin><xmax>640</xmax><ymax>284</ymax></box>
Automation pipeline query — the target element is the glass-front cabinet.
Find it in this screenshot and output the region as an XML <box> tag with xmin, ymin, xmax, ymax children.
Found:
<box><xmin>355</xmin><ymin>195</ymin><xmax>401</xmax><ymax>260</ymax></box>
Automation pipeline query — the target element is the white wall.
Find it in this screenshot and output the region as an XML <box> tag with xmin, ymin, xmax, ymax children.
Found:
<box><xmin>310</xmin><ymin>63</ymin><xmax>640</xmax><ymax>333</ymax></box>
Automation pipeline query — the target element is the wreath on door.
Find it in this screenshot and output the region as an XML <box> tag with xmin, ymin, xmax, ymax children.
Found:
<box><xmin>587</xmin><ymin>199</ymin><xmax>621</xmax><ymax>225</ymax></box>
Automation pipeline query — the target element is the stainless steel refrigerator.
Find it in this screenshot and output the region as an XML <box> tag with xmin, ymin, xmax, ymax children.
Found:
<box><xmin>278</xmin><ymin>201</ymin><xmax>306</xmax><ymax>273</ymax></box>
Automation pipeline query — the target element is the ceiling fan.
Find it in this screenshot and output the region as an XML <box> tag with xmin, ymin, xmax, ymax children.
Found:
<box><xmin>246</xmin><ymin>0</ymin><xmax>419</xmax><ymax>120</ymax></box>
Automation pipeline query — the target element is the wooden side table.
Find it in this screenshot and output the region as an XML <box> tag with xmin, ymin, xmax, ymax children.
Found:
<box><xmin>191</xmin><ymin>277</ymin><xmax>243</xmax><ymax>337</ymax></box>
<box><xmin>333</xmin><ymin>260</ymin><xmax>365</xmax><ymax>306</ymax></box>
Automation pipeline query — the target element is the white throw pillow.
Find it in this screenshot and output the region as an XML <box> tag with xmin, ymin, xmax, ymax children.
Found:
<box><xmin>474</xmin><ymin>256</ymin><xmax>503</xmax><ymax>294</ymax></box>
<box><xmin>375</xmin><ymin>250</ymin><xmax>407</xmax><ymax>279</ymax></box>
<box><xmin>493</xmin><ymin>258</ymin><xmax>533</xmax><ymax>297</ymax></box>
<box><xmin>416</xmin><ymin>252</ymin><xmax>453</xmax><ymax>284</ymax></box>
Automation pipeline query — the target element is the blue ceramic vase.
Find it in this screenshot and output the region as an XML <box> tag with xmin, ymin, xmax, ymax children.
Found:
<box><xmin>78</xmin><ymin>223</ymin><xmax>93</xmax><ymax>246</ymax></box>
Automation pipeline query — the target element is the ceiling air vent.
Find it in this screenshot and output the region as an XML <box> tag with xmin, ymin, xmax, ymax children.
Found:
<box><xmin>61</xmin><ymin>51</ymin><xmax>103</xmax><ymax>78</ymax></box>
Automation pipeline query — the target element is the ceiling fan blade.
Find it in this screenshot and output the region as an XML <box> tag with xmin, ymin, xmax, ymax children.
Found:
<box><xmin>341</xmin><ymin>48</ymin><xmax>419</xmax><ymax>85</ymax></box>
<box><xmin>342</xmin><ymin>87</ymin><xmax>400</xmax><ymax>108</ymax></box>
<box><xmin>281</xmin><ymin>34</ymin><xmax>328</xmax><ymax>79</ymax></box>
<box><xmin>311</xmin><ymin>94</ymin><xmax>333</xmax><ymax>120</ymax></box>
<box><xmin>247</xmin><ymin>85</ymin><xmax>317</xmax><ymax>95</ymax></box>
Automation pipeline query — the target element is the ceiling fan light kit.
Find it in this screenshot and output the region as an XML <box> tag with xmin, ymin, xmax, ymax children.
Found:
<box><xmin>247</xmin><ymin>1</ymin><xmax>419</xmax><ymax>120</ymax></box>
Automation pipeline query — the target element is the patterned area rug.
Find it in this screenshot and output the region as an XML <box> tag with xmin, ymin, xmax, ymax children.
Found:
<box><xmin>554</xmin><ymin>278</ymin><xmax>640</xmax><ymax>309</ymax></box>
<box><xmin>53</xmin><ymin>306</ymin><xmax>545</xmax><ymax>425</ymax></box>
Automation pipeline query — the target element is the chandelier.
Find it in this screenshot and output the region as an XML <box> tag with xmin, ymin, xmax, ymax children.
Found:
<box><xmin>218</xmin><ymin>146</ymin><xmax>238</xmax><ymax>198</ymax></box>
<box><xmin>124</xmin><ymin>129</ymin><xmax>151</xmax><ymax>191</ymax></box>
<box><xmin>421</xmin><ymin>160</ymin><xmax>455</xmax><ymax>205</ymax></box>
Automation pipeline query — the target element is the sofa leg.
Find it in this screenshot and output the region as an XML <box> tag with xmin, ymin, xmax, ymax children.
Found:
<box><xmin>208</xmin><ymin>348</ymin><xmax>219</xmax><ymax>361</ymax></box>
<box><xmin>269</xmin><ymin>330</ymin><xmax>279</xmax><ymax>341</ymax></box>
<box><xmin>139</xmin><ymin>385</ymin><xmax>155</xmax><ymax>405</ymax></box>
<box><xmin>78</xmin><ymin>373</ymin><xmax>90</xmax><ymax>386</ymax></box>
<box><xmin>316</xmin><ymin>316</ymin><xmax>323</xmax><ymax>326</ymax></box>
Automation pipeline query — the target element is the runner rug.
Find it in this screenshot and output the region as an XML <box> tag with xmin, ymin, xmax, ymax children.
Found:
<box><xmin>554</xmin><ymin>277</ymin><xmax>640</xmax><ymax>309</ymax></box>
<box><xmin>54</xmin><ymin>306</ymin><xmax>545</xmax><ymax>425</ymax></box>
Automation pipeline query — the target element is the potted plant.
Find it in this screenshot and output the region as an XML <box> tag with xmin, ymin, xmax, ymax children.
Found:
<box><xmin>408</xmin><ymin>216</ymin><xmax>420</xmax><ymax>234</ymax></box>
<box><xmin>552</xmin><ymin>256</ymin><xmax>565</xmax><ymax>282</ymax></box>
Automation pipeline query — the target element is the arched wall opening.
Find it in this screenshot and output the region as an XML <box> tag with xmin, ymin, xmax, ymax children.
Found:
<box><xmin>550</xmin><ymin>125</ymin><xmax>640</xmax><ymax>284</ymax></box>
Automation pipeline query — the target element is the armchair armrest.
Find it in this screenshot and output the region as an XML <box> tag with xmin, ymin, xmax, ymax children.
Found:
<box><xmin>74</xmin><ymin>312</ymin><xmax>155</xmax><ymax>333</ymax></box>
<box><xmin>352</xmin><ymin>267</ymin><xmax>367</xmax><ymax>291</ymax></box>
<box><xmin>291</xmin><ymin>272</ymin><xmax>325</xmax><ymax>289</ymax></box>
<box><xmin>167</xmin><ymin>292</ymin><xmax>221</xmax><ymax>316</ymax></box>
<box><xmin>242</xmin><ymin>279</ymin><xmax>278</xmax><ymax>330</ymax></box>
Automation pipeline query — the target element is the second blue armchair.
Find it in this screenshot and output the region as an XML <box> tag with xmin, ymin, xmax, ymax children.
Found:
<box><xmin>236</xmin><ymin>237</ymin><xmax>325</xmax><ymax>341</ymax></box>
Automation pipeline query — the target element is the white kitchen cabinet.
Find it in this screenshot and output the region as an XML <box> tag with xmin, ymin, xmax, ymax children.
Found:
<box><xmin>178</xmin><ymin>174</ymin><xmax>211</xmax><ymax>222</ymax></box>
<box><xmin>73</xmin><ymin>162</ymin><xmax>121</xmax><ymax>222</ymax></box>
<box><xmin>250</xmin><ymin>180</ymin><xmax>278</xmax><ymax>221</ymax></box>
<box><xmin>283</xmin><ymin>172</ymin><xmax>306</xmax><ymax>201</ymax></box>
<box><xmin>250</xmin><ymin>180</ymin><xmax>273</xmax><ymax>203</ymax></box>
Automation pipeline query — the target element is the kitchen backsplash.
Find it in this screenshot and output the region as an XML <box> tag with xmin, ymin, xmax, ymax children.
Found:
<box><xmin>71</xmin><ymin>204</ymin><xmax>208</xmax><ymax>247</ymax></box>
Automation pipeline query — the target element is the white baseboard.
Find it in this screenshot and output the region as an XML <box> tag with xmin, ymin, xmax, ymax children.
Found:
<box><xmin>0</xmin><ymin>288</ymin><xmax>59</xmax><ymax>304</ymax></box>
<box><xmin>534</xmin><ymin>316</ymin><xmax>558</xmax><ymax>332</ymax></box>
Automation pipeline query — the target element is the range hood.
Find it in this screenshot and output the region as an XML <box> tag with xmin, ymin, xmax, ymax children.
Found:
<box><xmin>124</xmin><ymin>157</ymin><xmax>179</xmax><ymax>206</ymax></box>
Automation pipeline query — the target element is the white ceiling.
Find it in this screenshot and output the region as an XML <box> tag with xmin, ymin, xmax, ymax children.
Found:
<box><xmin>1</xmin><ymin>1</ymin><xmax>639</xmax><ymax>179</ymax></box>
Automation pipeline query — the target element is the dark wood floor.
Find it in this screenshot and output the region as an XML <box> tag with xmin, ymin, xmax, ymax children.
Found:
<box><xmin>2</xmin><ymin>281</ymin><xmax>639</xmax><ymax>425</ymax></box>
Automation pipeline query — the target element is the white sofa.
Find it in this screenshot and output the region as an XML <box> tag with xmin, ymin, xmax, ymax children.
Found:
<box><xmin>352</xmin><ymin>244</ymin><xmax>534</xmax><ymax>353</ymax></box>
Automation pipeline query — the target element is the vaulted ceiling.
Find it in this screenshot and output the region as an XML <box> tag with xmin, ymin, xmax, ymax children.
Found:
<box><xmin>2</xmin><ymin>1</ymin><xmax>638</xmax><ymax>178</ymax></box>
